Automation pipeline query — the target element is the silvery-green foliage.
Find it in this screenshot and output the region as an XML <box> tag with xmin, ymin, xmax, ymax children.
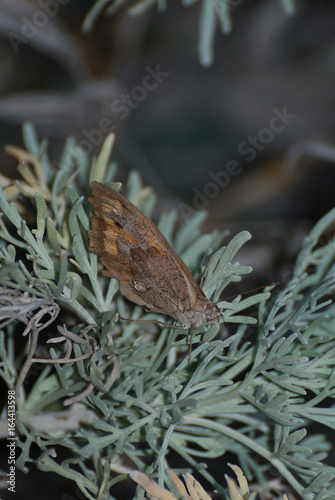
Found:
<box><xmin>0</xmin><ymin>123</ymin><xmax>334</xmax><ymax>500</ymax></box>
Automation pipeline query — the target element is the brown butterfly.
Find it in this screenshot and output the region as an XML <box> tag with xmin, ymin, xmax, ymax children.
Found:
<box><xmin>88</xmin><ymin>181</ymin><xmax>220</xmax><ymax>335</ymax></box>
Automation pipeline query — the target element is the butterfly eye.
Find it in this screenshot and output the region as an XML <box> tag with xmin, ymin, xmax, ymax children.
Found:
<box><xmin>205</xmin><ymin>305</ymin><xmax>216</xmax><ymax>317</ymax></box>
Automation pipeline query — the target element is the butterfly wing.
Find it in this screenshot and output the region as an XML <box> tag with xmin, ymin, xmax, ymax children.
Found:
<box><xmin>89</xmin><ymin>181</ymin><xmax>214</xmax><ymax>326</ymax></box>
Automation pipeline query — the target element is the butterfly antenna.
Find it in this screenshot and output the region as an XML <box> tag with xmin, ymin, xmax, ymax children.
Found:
<box><xmin>221</xmin><ymin>282</ymin><xmax>280</xmax><ymax>302</ymax></box>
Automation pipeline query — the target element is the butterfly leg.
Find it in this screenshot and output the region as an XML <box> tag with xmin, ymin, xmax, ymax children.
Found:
<box><xmin>187</xmin><ymin>326</ymin><xmax>194</xmax><ymax>364</ymax></box>
<box><xmin>200</xmin><ymin>254</ymin><xmax>214</xmax><ymax>288</ymax></box>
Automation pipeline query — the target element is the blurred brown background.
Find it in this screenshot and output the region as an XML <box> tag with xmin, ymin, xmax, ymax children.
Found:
<box><xmin>0</xmin><ymin>0</ymin><xmax>334</xmax><ymax>245</ymax></box>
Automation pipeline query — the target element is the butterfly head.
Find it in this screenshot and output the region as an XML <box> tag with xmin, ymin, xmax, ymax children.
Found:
<box><xmin>177</xmin><ymin>297</ymin><xmax>221</xmax><ymax>329</ymax></box>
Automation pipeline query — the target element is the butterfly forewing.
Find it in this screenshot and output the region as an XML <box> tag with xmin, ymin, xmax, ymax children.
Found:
<box><xmin>88</xmin><ymin>181</ymin><xmax>220</xmax><ymax>329</ymax></box>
